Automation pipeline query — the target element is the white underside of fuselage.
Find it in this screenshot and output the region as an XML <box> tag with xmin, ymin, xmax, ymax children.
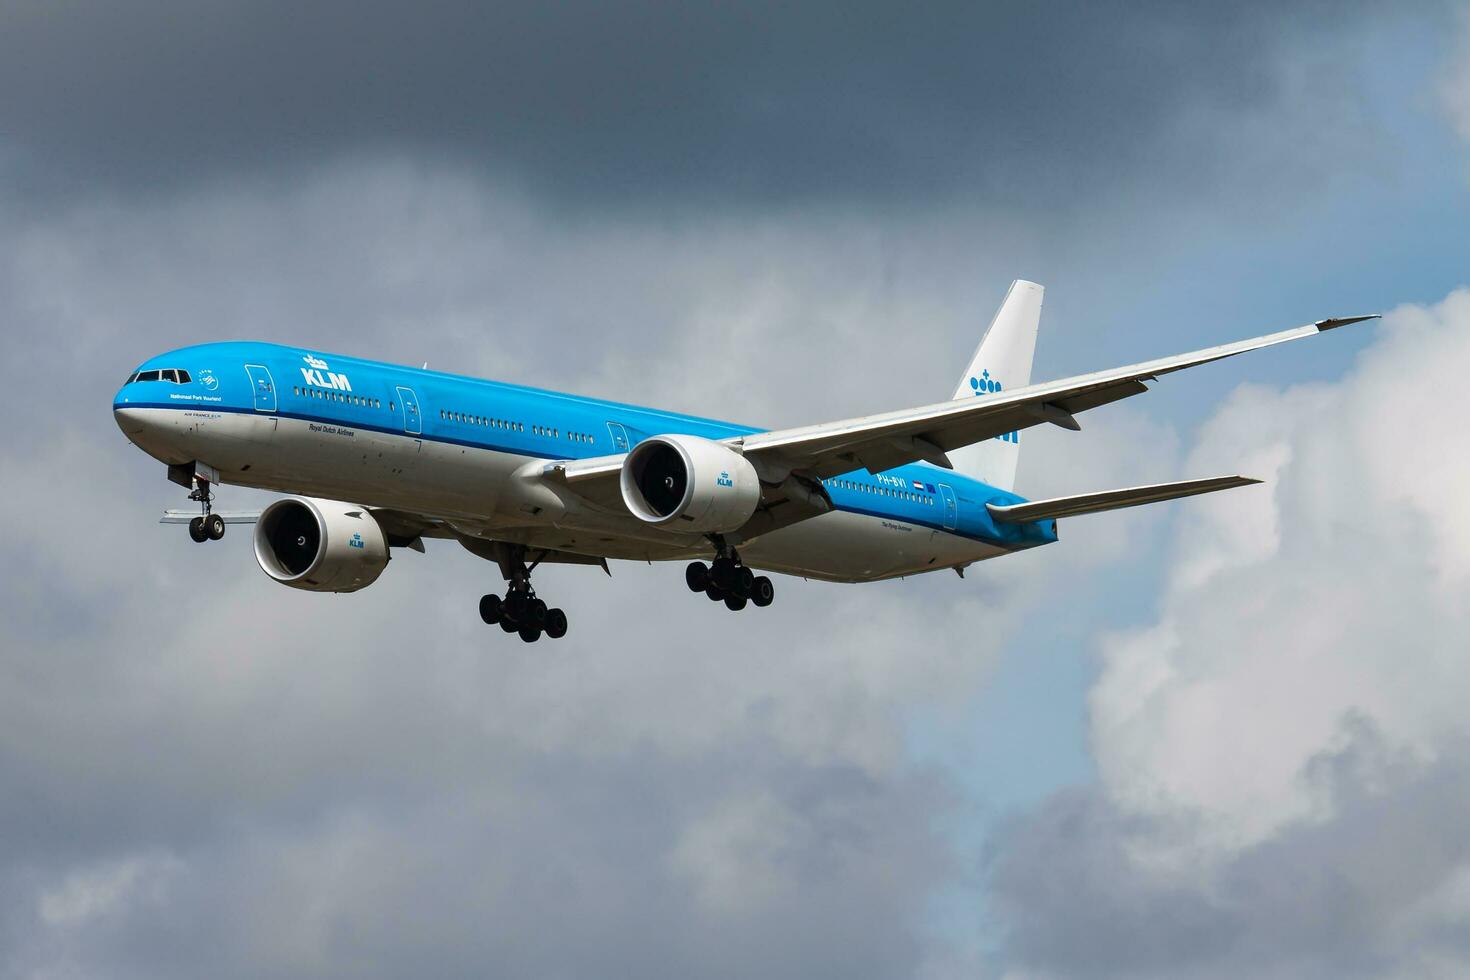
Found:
<box><xmin>117</xmin><ymin>407</ymin><xmax>1009</xmax><ymax>583</ymax></box>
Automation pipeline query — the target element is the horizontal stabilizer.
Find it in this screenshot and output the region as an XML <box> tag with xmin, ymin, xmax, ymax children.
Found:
<box><xmin>161</xmin><ymin>510</ymin><xmax>261</xmax><ymax>524</ymax></box>
<box><xmin>987</xmin><ymin>475</ymin><xmax>1261</xmax><ymax>523</ymax></box>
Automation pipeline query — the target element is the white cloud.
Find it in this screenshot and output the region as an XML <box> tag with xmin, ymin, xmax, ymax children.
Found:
<box><xmin>1092</xmin><ymin>289</ymin><xmax>1470</xmax><ymax>857</ymax></box>
<box><xmin>38</xmin><ymin>855</ymin><xmax>181</xmax><ymax>929</ymax></box>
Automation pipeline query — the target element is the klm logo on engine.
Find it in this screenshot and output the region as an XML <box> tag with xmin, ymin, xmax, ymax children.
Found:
<box><xmin>349</xmin><ymin>532</ymin><xmax>365</xmax><ymax>549</ymax></box>
<box><xmin>968</xmin><ymin>369</ymin><xmax>1019</xmax><ymax>445</ymax></box>
<box><xmin>301</xmin><ymin>354</ymin><xmax>352</xmax><ymax>392</ymax></box>
<box><xmin>716</xmin><ymin>471</ymin><xmax>734</xmax><ymax>488</ymax></box>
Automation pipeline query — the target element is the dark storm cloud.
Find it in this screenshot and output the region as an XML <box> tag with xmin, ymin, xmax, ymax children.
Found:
<box><xmin>0</xmin><ymin>0</ymin><xmax>1389</xmax><ymax>207</ymax></box>
<box><xmin>987</xmin><ymin>718</ymin><xmax>1470</xmax><ymax>979</ymax></box>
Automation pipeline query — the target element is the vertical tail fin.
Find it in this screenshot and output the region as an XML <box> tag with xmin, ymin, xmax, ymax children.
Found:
<box><xmin>947</xmin><ymin>280</ymin><xmax>1043</xmax><ymax>492</ymax></box>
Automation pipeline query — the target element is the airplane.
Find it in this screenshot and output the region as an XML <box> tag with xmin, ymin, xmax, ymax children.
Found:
<box><xmin>113</xmin><ymin>281</ymin><xmax>1374</xmax><ymax>642</ymax></box>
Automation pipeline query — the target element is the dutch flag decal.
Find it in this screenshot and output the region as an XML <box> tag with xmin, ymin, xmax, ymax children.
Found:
<box><xmin>912</xmin><ymin>480</ymin><xmax>924</xmax><ymax>491</ymax></box>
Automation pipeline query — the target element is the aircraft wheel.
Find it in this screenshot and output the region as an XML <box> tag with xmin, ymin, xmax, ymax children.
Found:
<box><xmin>751</xmin><ymin>576</ymin><xmax>774</xmax><ymax>607</ymax></box>
<box><xmin>526</xmin><ymin>597</ymin><xmax>548</xmax><ymax>628</ymax></box>
<box><xmin>724</xmin><ymin>594</ymin><xmax>748</xmax><ymax>612</ymax></box>
<box><xmin>705</xmin><ymin>582</ymin><xmax>725</xmax><ymax>601</ymax></box>
<box><xmin>544</xmin><ymin>608</ymin><xmax>568</xmax><ymax>639</ymax></box>
<box><xmin>188</xmin><ymin>517</ymin><xmax>208</xmax><ymax>543</ymax></box>
<box><xmin>735</xmin><ymin>566</ymin><xmax>755</xmax><ymax>599</ymax></box>
<box><xmin>685</xmin><ymin>561</ymin><xmax>709</xmax><ymax>593</ymax></box>
<box><xmin>479</xmin><ymin>594</ymin><xmax>503</xmax><ymax>625</ymax></box>
<box><xmin>205</xmin><ymin>514</ymin><xmax>226</xmax><ymax>540</ymax></box>
<box><xmin>499</xmin><ymin>617</ymin><xmax>519</xmax><ymax>634</ymax></box>
<box><xmin>519</xmin><ymin>626</ymin><xmax>542</xmax><ymax>643</ymax></box>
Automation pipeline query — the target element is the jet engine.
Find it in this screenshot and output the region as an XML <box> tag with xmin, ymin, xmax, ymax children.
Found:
<box><xmin>253</xmin><ymin>497</ymin><xmax>389</xmax><ymax>593</ymax></box>
<box><xmin>620</xmin><ymin>434</ymin><xmax>761</xmax><ymax>533</ymax></box>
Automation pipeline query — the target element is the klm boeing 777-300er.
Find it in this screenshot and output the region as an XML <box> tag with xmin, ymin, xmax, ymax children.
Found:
<box><xmin>114</xmin><ymin>282</ymin><xmax>1374</xmax><ymax>642</ymax></box>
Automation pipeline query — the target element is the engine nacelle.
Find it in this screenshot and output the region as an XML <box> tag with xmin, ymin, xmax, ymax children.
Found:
<box><xmin>620</xmin><ymin>434</ymin><xmax>761</xmax><ymax>533</ymax></box>
<box><xmin>253</xmin><ymin>497</ymin><xmax>389</xmax><ymax>593</ymax></box>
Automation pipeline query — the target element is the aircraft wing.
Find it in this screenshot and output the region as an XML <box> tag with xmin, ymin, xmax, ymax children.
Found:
<box><xmin>730</xmin><ymin>315</ymin><xmax>1376</xmax><ymax>478</ymax></box>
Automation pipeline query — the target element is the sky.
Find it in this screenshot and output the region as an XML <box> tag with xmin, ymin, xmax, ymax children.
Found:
<box><xmin>2</xmin><ymin>2</ymin><xmax>1469</xmax><ymax>977</ymax></box>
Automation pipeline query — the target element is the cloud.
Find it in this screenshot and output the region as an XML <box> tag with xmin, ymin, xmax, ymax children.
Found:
<box><xmin>989</xmin><ymin>289</ymin><xmax>1470</xmax><ymax>977</ymax></box>
<box><xmin>0</xmin><ymin>1</ymin><xmax>1398</xmax><ymax>211</ymax></box>
<box><xmin>991</xmin><ymin>721</ymin><xmax>1470</xmax><ymax>979</ymax></box>
<box><xmin>0</xmin><ymin>163</ymin><xmax>1184</xmax><ymax>978</ymax></box>
<box><xmin>0</xmin><ymin>6</ymin><xmax>1462</xmax><ymax>969</ymax></box>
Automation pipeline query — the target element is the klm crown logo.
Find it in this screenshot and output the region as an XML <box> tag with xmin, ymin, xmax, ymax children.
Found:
<box><xmin>969</xmin><ymin>369</ymin><xmax>1003</xmax><ymax>395</ymax></box>
<box><xmin>716</xmin><ymin>471</ymin><xmax>734</xmax><ymax>488</ymax></box>
<box><xmin>968</xmin><ymin>369</ymin><xmax>1019</xmax><ymax>445</ymax></box>
<box><xmin>349</xmin><ymin>532</ymin><xmax>364</xmax><ymax>549</ymax></box>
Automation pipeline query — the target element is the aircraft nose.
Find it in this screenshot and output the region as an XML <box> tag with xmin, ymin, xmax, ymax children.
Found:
<box><xmin>113</xmin><ymin>403</ymin><xmax>147</xmax><ymax>437</ymax></box>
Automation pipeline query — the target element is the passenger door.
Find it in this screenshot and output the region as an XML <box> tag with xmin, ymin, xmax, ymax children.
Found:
<box><xmin>244</xmin><ymin>364</ymin><xmax>277</xmax><ymax>413</ymax></box>
<box><xmin>938</xmin><ymin>483</ymin><xmax>958</xmax><ymax>531</ymax></box>
<box><xmin>606</xmin><ymin>422</ymin><xmax>630</xmax><ymax>453</ymax></box>
<box><xmin>396</xmin><ymin>386</ymin><xmax>422</xmax><ymax>435</ymax></box>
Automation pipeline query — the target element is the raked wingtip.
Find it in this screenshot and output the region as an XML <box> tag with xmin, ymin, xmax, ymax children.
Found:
<box><xmin>1315</xmin><ymin>314</ymin><xmax>1380</xmax><ymax>331</ymax></box>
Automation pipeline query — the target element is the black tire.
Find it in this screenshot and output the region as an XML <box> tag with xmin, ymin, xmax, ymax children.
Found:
<box><xmin>526</xmin><ymin>598</ymin><xmax>548</xmax><ymax>628</ymax></box>
<box><xmin>705</xmin><ymin>583</ymin><xmax>725</xmax><ymax>601</ymax></box>
<box><xmin>479</xmin><ymin>594</ymin><xmax>502</xmax><ymax>625</ymax></box>
<box><xmin>735</xmin><ymin>566</ymin><xmax>755</xmax><ymax>599</ymax></box>
<box><xmin>710</xmin><ymin>559</ymin><xmax>735</xmax><ymax>592</ymax></box>
<box><xmin>685</xmin><ymin>561</ymin><xmax>709</xmax><ymax>593</ymax></box>
<box><xmin>751</xmin><ymin>576</ymin><xmax>775</xmax><ymax>607</ymax></box>
<box><xmin>544</xmin><ymin>608</ymin><xmax>568</xmax><ymax>639</ymax></box>
<box><xmin>205</xmin><ymin>514</ymin><xmax>226</xmax><ymax>540</ymax></box>
<box><xmin>499</xmin><ymin>617</ymin><xmax>519</xmax><ymax>633</ymax></box>
<box><xmin>504</xmin><ymin>591</ymin><xmax>528</xmax><ymax>622</ymax></box>
<box><xmin>519</xmin><ymin>626</ymin><xmax>542</xmax><ymax>643</ymax></box>
<box><xmin>188</xmin><ymin>517</ymin><xmax>208</xmax><ymax>543</ymax></box>
<box><xmin>724</xmin><ymin>594</ymin><xmax>748</xmax><ymax>612</ymax></box>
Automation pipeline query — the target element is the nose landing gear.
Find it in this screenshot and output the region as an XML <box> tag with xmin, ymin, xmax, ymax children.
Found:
<box><xmin>686</xmin><ymin>538</ymin><xmax>773</xmax><ymax>612</ymax></box>
<box><xmin>177</xmin><ymin>464</ymin><xmax>226</xmax><ymax>543</ymax></box>
<box><xmin>477</xmin><ymin>547</ymin><xmax>569</xmax><ymax>642</ymax></box>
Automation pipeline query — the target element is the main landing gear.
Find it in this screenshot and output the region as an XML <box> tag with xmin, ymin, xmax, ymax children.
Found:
<box><xmin>685</xmin><ymin>540</ymin><xmax>774</xmax><ymax>612</ymax></box>
<box><xmin>186</xmin><ymin>477</ymin><xmax>225</xmax><ymax>544</ymax></box>
<box><xmin>478</xmin><ymin>547</ymin><xmax>569</xmax><ymax>643</ymax></box>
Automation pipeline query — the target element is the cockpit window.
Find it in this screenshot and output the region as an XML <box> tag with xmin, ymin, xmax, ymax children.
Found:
<box><xmin>130</xmin><ymin>368</ymin><xmax>193</xmax><ymax>384</ymax></box>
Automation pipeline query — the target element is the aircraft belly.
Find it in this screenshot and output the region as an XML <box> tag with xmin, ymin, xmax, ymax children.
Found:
<box><xmin>739</xmin><ymin>510</ymin><xmax>1003</xmax><ymax>583</ymax></box>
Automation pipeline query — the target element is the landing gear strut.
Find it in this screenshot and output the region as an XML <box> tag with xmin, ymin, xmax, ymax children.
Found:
<box><xmin>685</xmin><ymin>537</ymin><xmax>773</xmax><ymax>612</ymax></box>
<box><xmin>185</xmin><ymin>476</ymin><xmax>225</xmax><ymax>543</ymax></box>
<box><xmin>477</xmin><ymin>546</ymin><xmax>569</xmax><ymax>642</ymax></box>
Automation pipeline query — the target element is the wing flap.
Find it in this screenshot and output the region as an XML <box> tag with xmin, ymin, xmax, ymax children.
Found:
<box><xmin>987</xmin><ymin>475</ymin><xmax>1261</xmax><ymax>523</ymax></box>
